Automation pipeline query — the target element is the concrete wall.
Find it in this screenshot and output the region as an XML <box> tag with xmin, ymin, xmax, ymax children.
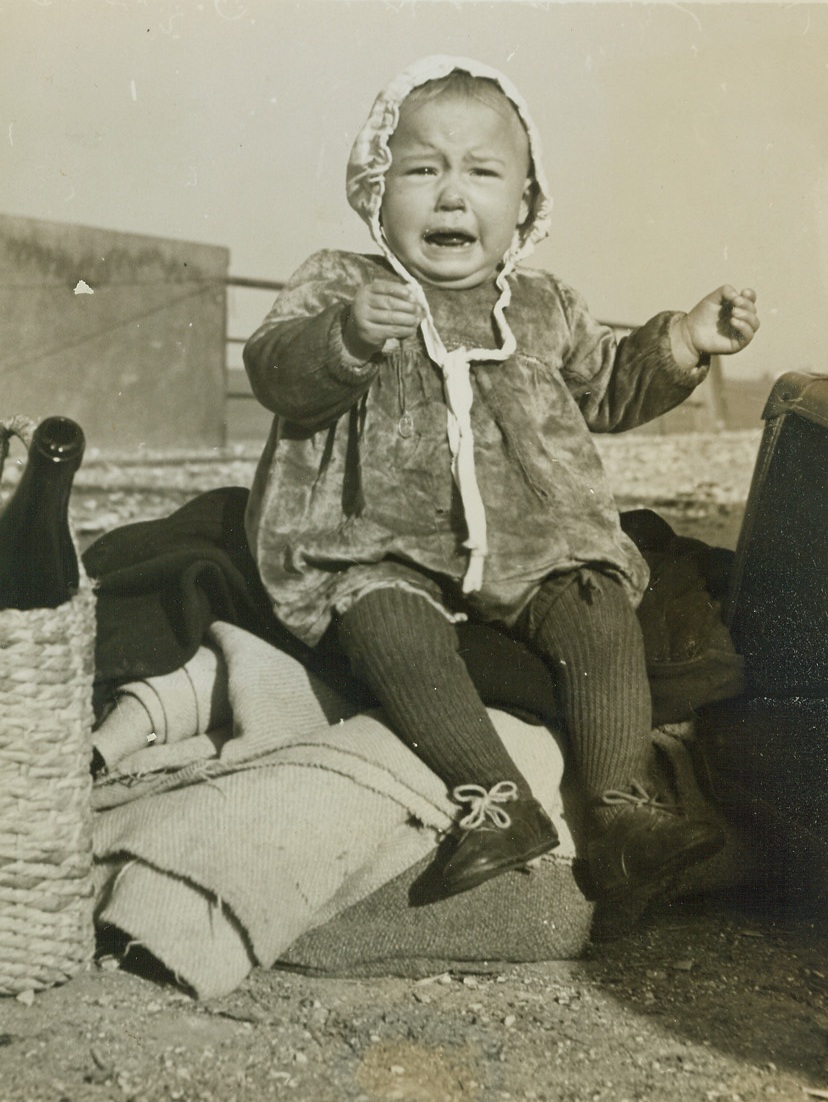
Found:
<box><xmin>0</xmin><ymin>214</ymin><xmax>228</xmax><ymax>451</ymax></box>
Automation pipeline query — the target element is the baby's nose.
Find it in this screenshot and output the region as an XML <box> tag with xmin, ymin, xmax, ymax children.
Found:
<box><xmin>436</xmin><ymin>182</ymin><xmax>466</xmax><ymax>210</ymax></box>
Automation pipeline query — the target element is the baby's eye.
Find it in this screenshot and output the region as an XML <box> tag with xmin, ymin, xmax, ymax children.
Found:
<box><xmin>406</xmin><ymin>165</ymin><xmax>437</xmax><ymax>176</ymax></box>
<box><xmin>470</xmin><ymin>167</ymin><xmax>500</xmax><ymax>178</ymax></box>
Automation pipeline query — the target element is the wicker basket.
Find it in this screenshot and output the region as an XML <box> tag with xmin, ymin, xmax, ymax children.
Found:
<box><xmin>0</xmin><ymin>416</ymin><xmax>97</xmax><ymax>995</ymax></box>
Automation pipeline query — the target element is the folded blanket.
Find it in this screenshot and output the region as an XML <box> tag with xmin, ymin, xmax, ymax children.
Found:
<box><xmin>93</xmin><ymin>622</ymin><xmax>588</xmax><ymax>998</ymax></box>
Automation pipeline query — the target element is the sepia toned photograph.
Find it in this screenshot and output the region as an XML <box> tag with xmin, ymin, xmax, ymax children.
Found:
<box><xmin>1</xmin><ymin>1</ymin><xmax>827</xmax><ymax>1099</ymax></box>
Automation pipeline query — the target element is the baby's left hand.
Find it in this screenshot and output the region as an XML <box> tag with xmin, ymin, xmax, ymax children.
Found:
<box><xmin>672</xmin><ymin>285</ymin><xmax>760</xmax><ymax>365</ymax></box>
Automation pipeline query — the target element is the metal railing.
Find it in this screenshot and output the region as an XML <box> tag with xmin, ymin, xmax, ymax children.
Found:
<box><xmin>224</xmin><ymin>276</ymin><xmax>286</xmax><ymax>442</ymax></box>
<box><xmin>225</xmin><ymin>275</ymin><xmax>284</xmax><ymax>347</ymax></box>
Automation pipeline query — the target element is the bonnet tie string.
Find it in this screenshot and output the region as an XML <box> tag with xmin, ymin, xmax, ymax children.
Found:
<box><xmin>417</xmin><ymin>297</ymin><xmax>516</xmax><ymax>594</ymax></box>
<box><xmin>438</xmin><ymin>344</ymin><xmax>487</xmax><ymax>593</ymax></box>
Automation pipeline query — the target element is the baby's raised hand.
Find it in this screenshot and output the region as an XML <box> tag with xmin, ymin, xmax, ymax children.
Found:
<box><xmin>343</xmin><ymin>279</ymin><xmax>424</xmax><ymax>360</ymax></box>
<box><xmin>671</xmin><ymin>285</ymin><xmax>760</xmax><ymax>366</ymax></box>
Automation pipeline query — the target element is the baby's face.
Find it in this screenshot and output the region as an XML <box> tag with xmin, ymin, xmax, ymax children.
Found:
<box><xmin>381</xmin><ymin>93</ymin><xmax>531</xmax><ymax>289</ymax></box>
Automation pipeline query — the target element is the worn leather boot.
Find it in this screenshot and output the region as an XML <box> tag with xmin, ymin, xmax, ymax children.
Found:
<box><xmin>586</xmin><ymin>781</ymin><xmax>725</xmax><ymax>908</ymax></box>
<box><xmin>439</xmin><ymin>782</ymin><xmax>560</xmax><ymax>898</ymax></box>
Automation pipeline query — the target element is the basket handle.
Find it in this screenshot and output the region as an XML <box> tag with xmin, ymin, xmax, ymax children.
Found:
<box><xmin>0</xmin><ymin>416</ymin><xmax>37</xmax><ymax>482</ymax></box>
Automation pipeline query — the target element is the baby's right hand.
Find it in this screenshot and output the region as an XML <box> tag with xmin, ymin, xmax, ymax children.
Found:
<box><xmin>343</xmin><ymin>279</ymin><xmax>424</xmax><ymax>360</ymax></box>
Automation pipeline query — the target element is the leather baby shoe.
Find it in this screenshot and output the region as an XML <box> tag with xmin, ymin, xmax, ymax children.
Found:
<box><xmin>439</xmin><ymin>782</ymin><xmax>560</xmax><ymax>898</ymax></box>
<box><xmin>586</xmin><ymin>781</ymin><xmax>725</xmax><ymax>908</ymax></box>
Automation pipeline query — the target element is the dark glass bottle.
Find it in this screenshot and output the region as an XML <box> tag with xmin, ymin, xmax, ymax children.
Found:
<box><xmin>0</xmin><ymin>416</ymin><xmax>85</xmax><ymax>610</ymax></box>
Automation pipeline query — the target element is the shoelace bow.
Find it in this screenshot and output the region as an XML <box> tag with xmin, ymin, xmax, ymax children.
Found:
<box><xmin>452</xmin><ymin>781</ymin><xmax>519</xmax><ymax>831</ymax></box>
<box><xmin>600</xmin><ymin>779</ymin><xmax>683</xmax><ymax>815</ymax></box>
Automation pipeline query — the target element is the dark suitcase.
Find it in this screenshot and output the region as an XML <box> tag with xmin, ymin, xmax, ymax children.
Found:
<box><xmin>724</xmin><ymin>371</ymin><xmax>828</xmax><ymax>696</ymax></box>
<box><xmin>693</xmin><ymin>695</ymin><xmax>828</xmax><ymax>912</ymax></box>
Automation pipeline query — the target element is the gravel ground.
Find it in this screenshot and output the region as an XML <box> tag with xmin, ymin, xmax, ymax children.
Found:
<box><xmin>1</xmin><ymin>899</ymin><xmax>826</xmax><ymax>1102</ymax></box>
<box><xmin>3</xmin><ymin>429</ymin><xmax>827</xmax><ymax>1102</ymax></box>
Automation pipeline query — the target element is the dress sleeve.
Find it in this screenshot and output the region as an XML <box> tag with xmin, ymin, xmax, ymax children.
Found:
<box><xmin>243</xmin><ymin>250</ymin><xmax>381</xmax><ymax>428</ymax></box>
<box><xmin>557</xmin><ymin>280</ymin><xmax>710</xmax><ymax>433</ymax></box>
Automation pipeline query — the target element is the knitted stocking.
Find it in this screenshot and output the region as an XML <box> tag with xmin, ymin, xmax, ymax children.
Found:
<box><xmin>520</xmin><ymin>571</ymin><xmax>653</xmax><ymax>829</ymax></box>
<box><xmin>337</xmin><ymin>585</ymin><xmax>533</xmax><ymax>797</ymax></box>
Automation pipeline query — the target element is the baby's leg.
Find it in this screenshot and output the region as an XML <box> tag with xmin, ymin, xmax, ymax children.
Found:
<box><xmin>516</xmin><ymin>570</ymin><xmax>723</xmax><ymax>922</ymax></box>
<box><xmin>515</xmin><ymin>569</ymin><xmax>652</xmax><ymax>821</ymax></box>
<box><xmin>338</xmin><ymin>584</ymin><xmax>530</xmax><ymax>793</ymax></box>
<box><xmin>337</xmin><ymin>584</ymin><xmax>558</xmax><ymax>894</ymax></box>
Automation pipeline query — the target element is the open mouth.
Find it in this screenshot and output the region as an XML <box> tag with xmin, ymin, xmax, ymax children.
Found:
<box><xmin>423</xmin><ymin>230</ymin><xmax>476</xmax><ymax>248</ymax></box>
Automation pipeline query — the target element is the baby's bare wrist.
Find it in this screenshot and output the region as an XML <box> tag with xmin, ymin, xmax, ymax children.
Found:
<box><xmin>342</xmin><ymin>310</ymin><xmax>381</xmax><ymax>362</ymax></box>
<box><xmin>670</xmin><ymin>314</ymin><xmax>706</xmax><ymax>369</ymax></box>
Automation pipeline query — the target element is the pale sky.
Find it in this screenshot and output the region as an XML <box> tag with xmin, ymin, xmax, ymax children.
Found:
<box><xmin>3</xmin><ymin>0</ymin><xmax>828</xmax><ymax>381</ymax></box>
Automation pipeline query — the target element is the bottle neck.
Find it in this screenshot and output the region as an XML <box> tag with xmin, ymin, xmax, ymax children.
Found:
<box><xmin>31</xmin><ymin>416</ymin><xmax>85</xmax><ymax>468</ymax></box>
<box><xmin>0</xmin><ymin>417</ymin><xmax>85</xmax><ymax>610</ymax></box>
